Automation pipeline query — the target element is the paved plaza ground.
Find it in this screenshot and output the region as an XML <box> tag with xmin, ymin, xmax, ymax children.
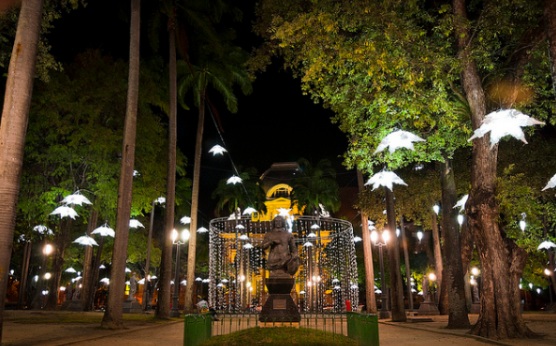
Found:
<box><xmin>2</xmin><ymin>311</ymin><xmax>555</xmax><ymax>346</ymax></box>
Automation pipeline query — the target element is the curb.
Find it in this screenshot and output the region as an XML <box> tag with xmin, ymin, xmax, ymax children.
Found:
<box><xmin>41</xmin><ymin>320</ymin><xmax>183</xmax><ymax>346</ymax></box>
<box><xmin>379</xmin><ymin>321</ymin><xmax>513</xmax><ymax>346</ymax></box>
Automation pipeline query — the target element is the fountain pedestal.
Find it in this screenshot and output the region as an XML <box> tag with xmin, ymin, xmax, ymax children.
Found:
<box><xmin>259</xmin><ymin>278</ymin><xmax>300</xmax><ymax>323</ymax></box>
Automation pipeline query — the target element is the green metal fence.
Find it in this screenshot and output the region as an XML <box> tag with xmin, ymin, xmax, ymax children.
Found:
<box><xmin>184</xmin><ymin>312</ymin><xmax>378</xmax><ymax>346</ymax></box>
<box><xmin>347</xmin><ymin>312</ymin><xmax>379</xmax><ymax>346</ymax></box>
<box><xmin>183</xmin><ymin>313</ymin><xmax>212</xmax><ymax>346</ymax></box>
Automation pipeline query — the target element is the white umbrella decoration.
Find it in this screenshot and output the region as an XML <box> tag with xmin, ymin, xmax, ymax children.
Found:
<box><xmin>129</xmin><ymin>219</ymin><xmax>144</xmax><ymax>228</ymax></box>
<box><xmin>236</xmin><ymin>224</ymin><xmax>245</xmax><ymax>230</ymax></box>
<box><xmin>197</xmin><ymin>227</ymin><xmax>209</xmax><ymax>234</ymax></box>
<box><xmin>61</xmin><ymin>191</ymin><xmax>92</xmax><ymax>206</ymax></box>
<box><xmin>100</xmin><ymin>278</ymin><xmax>110</xmax><ymax>284</ymax></box>
<box><xmin>209</xmin><ymin>145</ymin><xmax>227</xmax><ymax>156</ymax></box>
<box><xmin>243</xmin><ymin>207</ymin><xmax>257</xmax><ymax>215</ymax></box>
<box><xmin>73</xmin><ymin>234</ymin><xmax>98</xmax><ymax>247</ymax></box>
<box><xmin>239</xmin><ymin>234</ymin><xmax>249</xmax><ymax>240</ymax></box>
<box><xmin>303</xmin><ymin>241</ymin><xmax>313</xmax><ymax>247</ymax></box>
<box><xmin>277</xmin><ymin>208</ymin><xmax>292</xmax><ymax>218</ymax></box>
<box><xmin>180</xmin><ymin>216</ymin><xmax>191</xmax><ymax>224</ymax></box>
<box><xmin>243</xmin><ymin>243</ymin><xmax>254</xmax><ymax>249</ymax></box>
<box><xmin>91</xmin><ymin>224</ymin><xmax>115</xmax><ymax>238</ymax></box>
<box><xmin>537</xmin><ymin>241</ymin><xmax>556</xmax><ymax>251</ymax></box>
<box><xmin>365</xmin><ymin>171</ymin><xmax>407</xmax><ymax>191</ymax></box>
<box><xmin>353</xmin><ymin>236</ymin><xmax>362</xmax><ymax>243</ymax></box>
<box><xmin>156</xmin><ymin>196</ymin><xmax>166</xmax><ymax>204</ymax></box>
<box><xmin>468</xmin><ymin>109</ymin><xmax>544</xmax><ymax>148</ymax></box>
<box><xmin>65</xmin><ymin>267</ymin><xmax>77</xmax><ymax>273</ymax></box>
<box><xmin>33</xmin><ymin>225</ymin><xmax>53</xmax><ymax>235</ymax></box>
<box><xmin>374</xmin><ymin>130</ymin><xmax>426</xmax><ymax>154</ymax></box>
<box><xmin>51</xmin><ymin>206</ymin><xmax>79</xmax><ymax>219</ymax></box>
<box><xmin>227</xmin><ymin>176</ymin><xmax>242</xmax><ymax>185</ymax></box>
<box><xmin>453</xmin><ymin>194</ymin><xmax>469</xmax><ymax>212</ymax></box>
<box><xmin>542</xmin><ymin>174</ymin><xmax>556</xmax><ymax>193</ymax></box>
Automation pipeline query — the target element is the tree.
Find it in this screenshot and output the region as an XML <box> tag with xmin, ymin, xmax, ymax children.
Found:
<box><xmin>101</xmin><ymin>0</ymin><xmax>141</xmax><ymax>329</ymax></box>
<box><xmin>180</xmin><ymin>42</ymin><xmax>252</xmax><ymax>313</ymax></box>
<box><xmin>290</xmin><ymin>158</ymin><xmax>340</xmax><ymax>215</ymax></box>
<box><xmin>0</xmin><ymin>0</ymin><xmax>44</xmax><ymax>341</ymax></box>
<box><xmin>212</xmin><ymin>167</ymin><xmax>267</xmax><ymax>216</ymax></box>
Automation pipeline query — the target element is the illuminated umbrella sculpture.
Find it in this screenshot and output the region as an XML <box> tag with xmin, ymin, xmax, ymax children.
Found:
<box><xmin>89</xmin><ymin>224</ymin><xmax>115</xmax><ymax>301</ymax></box>
<box><xmin>374</xmin><ymin>130</ymin><xmax>425</xmax><ymax>154</ymax></box>
<box><xmin>468</xmin><ymin>109</ymin><xmax>544</xmax><ymax>148</ymax></box>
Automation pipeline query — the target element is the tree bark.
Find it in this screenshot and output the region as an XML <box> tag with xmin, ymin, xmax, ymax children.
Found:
<box><xmin>0</xmin><ymin>0</ymin><xmax>44</xmax><ymax>341</ymax></box>
<box><xmin>101</xmin><ymin>0</ymin><xmax>140</xmax><ymax>329</ymax></box>
<box><xmin>81</xmin><ymin>207</ymin><xmax>98</xmax><ymax>311</ymax></box>
<box><xmin>399</xmin><ymin>216</ymin><xmax>413</xmax><ymax>311</ymax></box>
<box><xmin>453</xmin><ymin>0</ymin><xmax>534</xmax><ymax>338</ymax></box>
<box><xmin>142</xmin><ymin>200</ymin><xmax>156</xmax><ymax>311</ymax></box>
<box><xmin>356</xmin><ymin>170</ymin><xmax>377</xmax><ymax>314</ymax></box>
<box><xmin>45</xmin><ymin>218</ymin><xmax>72</xmax><ymax>310</ymax></box>
<box><xmin>430</xmin><ymin>210</ymin><xmax>445</xmax><ymax>313</ymax></box>
<box><xmin>17</xmin><ymin>240</ymin><xmax>32</xmax><ymax>309</ymax></box>
<box><xmin>184</xmin><ymin>85</ymin><xmax>207</xmax><ymax>313</ymax></box>
<box><xmin>384</xmin><ymin>187</ymin><xmax>406</xmax><ymax>322</ymax></box>
<box><xmin>157</xmin><ymin>10</ymin><xmax>177</xmax><ymax>320</ymax></box>
<box><xmin>440</xmin><ymin>158</ymin><xmax>470</xmax><ymax>329</ymax></box>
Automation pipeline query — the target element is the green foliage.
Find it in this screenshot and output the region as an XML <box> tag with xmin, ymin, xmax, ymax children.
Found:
<box><xmin>0</xmin><ymin>0</ymin><xmax>86</xmax><ymax>81</ymax></box>
<box><xmin>290</xmin><ymin>158</ymin><xmax>340</xmax><ymax>215</ymax></box>
<box><xmin>212</xmin><ymin>167</ymin><xmax>266</xmax><ymax>216</ymax></box>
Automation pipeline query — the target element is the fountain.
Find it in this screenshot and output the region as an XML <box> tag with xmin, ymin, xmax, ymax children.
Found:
<box><xmin>208</xmin><ymin>214</ymin><xmax>359</xmax><ymax>313</ymax></box>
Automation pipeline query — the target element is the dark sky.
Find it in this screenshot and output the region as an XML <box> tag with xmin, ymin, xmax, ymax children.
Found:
<box><xmin>48</xmin><ymin>0</ymin><xmax>355</xmax><ymax>223</ymax></box>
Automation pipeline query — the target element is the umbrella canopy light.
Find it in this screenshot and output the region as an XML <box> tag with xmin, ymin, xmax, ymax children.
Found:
<box><xmin>51</xmin><ymin>206</ymin><xmax>79</xmax><ymax>219</ymax></box>
<box><xmin>453</xmin><ymin>194</ymin><xmax>469</xmax><ymax>212</ymax></box>
<box><xmin>197</xmin><ymin>227</ymin><xmax>209</xmax><ymax>233</ymax></box>
<box><xmin>227</xmin><ymin>176</ymin><xmax>242</xmax><ymax>185</ymax></box>
<box><xmin>129</xmin><ymin>219</ymin><xmax>144</xmax><ymax>228</ymax></box>
<box><xmin>61</xmin><ymin>192</ymin><xmax>92</xmax><ymax>206</ymax></box>
<box><xmin>239</xmin><ymin>235</ymin><xmax>249</xmax><ymax>240</ymax></box>
<box><xmin>33</xmin><ymin>225</ymin><xmax>54</xmax><ymax>235</ymax></box>
<box><xmin>236</xmin><ymin>224</ymin><xmax>245</xmax><ymax>230</ymax></box>
<box><xmin>468</xmin><ymin>109</ymin><xmax>544</xmax><ymax>147</ymax></box>
<box><xmin>91</xmin><ymin>224</ymin><xmax>115</xmax><ymax>238</ymax></box>
<box><xmin>243</xmin><ymin>243</ymin><xmax>254</xmax><ymax>249</ymax></box>
<box><xmin>537</xmin><ymin>241</ymin><xmax>556</xmax><ymax>251</ymax></box>
<box><xmin>73</xmin><ymin>235</ymin><xmax>98</xmax><ymax>246</ymax></box>
<box><xmin>374</xmin><ymin>130</ymin><xmax>425</xmax><ymax>154</ymax></box>
<box><xmin>365</xmin><ymin>171</ymin><xmax>407</xmax><ymax>191</ymax></box>
<box><xmin>243</xmin><ymin>207</ymin><xmax>257</xmax><ymax>215</ymax></box>
<box><xmin>303</xmin><ymin>241</ymin><xmax>313</xmax><ymax>247</ymax></box>
<box><xmin>180</xmin><ymin>216</ymin><xmax>191</xmax><ymax>224</ymax></box>
<box><xmin>209</xmin><ymin>144</ymin><xmax>227</xmax><ymax>156</ymax></box>
<box><xmin>65</xmin><ymin>267</ymin><xmax>77</xmax><ymax>273</ymax></box>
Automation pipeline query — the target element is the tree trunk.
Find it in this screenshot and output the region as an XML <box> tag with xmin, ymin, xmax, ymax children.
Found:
<box><xmin>545</xmin><ymin>0</ymin><xmax>556</xmax><ymax>97</ymax></box>
<box><xmin>142</xmin><ymin>200</ymin><xmax>156</xmax><ymax>311</ymax></box>
<box><xmin>184</xmin><ymin>86</ymin><xmax>207</xmax><ymax>313</ymax></box>
<box><xmin>45</xmin><ymin>218</ymin><xmax>72</xmax><ymax>310</ymax></box>
<box><xmin>453</xmin><ymin>0</ymin><xmax>534</xmax><ymax>338</ymax></box>
<box><xmin>81</xmin><ymin>208</ymin><xmax>98</xmax><ymax>311</ymax></box>
<box><xmin>0</xmin><ymin>0</ymin><xmax>44</xmax><ymax>341</ymax></box>
<box><xmin>87</xmin><ymin>236</ymin><xmax>105</xmax><ymax>310</ymax></box>
<box><xmin>356</xmin><ymin>170</ymin><xmax>377</xmax><ymax>314</ymax></box>
<box><xmin>101</xmin><ymin>0</ymin><xmax>140</xmax><ymax>329</ymax></box>
<box><xmin>399</xmin><ymin>216</ymin><xmax>413</xmax><ymax>311</ymax></box>
<box><xmin>430</xmin><ymin>210</ymin><xmax>445</xmax><ymax>313</ymax></box>
<box><xmin>157</xmin><ymin>12</ymin><xmax>177</xmax><ymax>320</ymax></box>
<box><xmin>17</xmin><ymin>240</ymin><xmax>32</xmax><ymax>309</ymax></box>
<box><xmin>384</xmin><ymin>187</ymin><xmax>406</xmax><ymax>322</ymax></box>
<box><xmin>440</xmin><ymin>158</ymin><xmax>470</xmax><ymax>328</ymax></box>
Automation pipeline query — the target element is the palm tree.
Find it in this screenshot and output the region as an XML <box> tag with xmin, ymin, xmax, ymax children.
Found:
<box><xmin>148</xmin><ymin>0</ymin><xmax>221</xmax><ymax>319</ymax></box>
<box><xmin>180</xmin><ymin>43</ymin><xmax>253</xmax><ymax>313</ymax></box>
<box><xmin>0</xmin><ymin>0</ymin><xmax>44</xmax><ymax>341</ymax></box>
<box><xmin>290</xmin><ymin>158</ymin><xmax>341</xmax><ymax>215</ymax></box>
<box><xmin>212</xmin><ymin>167</ymin><xmax>267</xmax><ymax>216</ymax></box>
<box><xmin>100</xmin><ymin>0</ymin><xmax>141</xmax><ymax>329</ymax></box>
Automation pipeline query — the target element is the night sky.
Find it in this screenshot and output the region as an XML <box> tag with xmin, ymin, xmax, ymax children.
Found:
<box><xmin>47</xmin><ymin>0</ymin><xmax>355</xmax><ymax>223</ymax></box>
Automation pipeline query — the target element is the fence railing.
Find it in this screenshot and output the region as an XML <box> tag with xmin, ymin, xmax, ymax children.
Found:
<box><xmin>183</xmin><ymin>312</ymin><xmax>379</xmax><ymax>346</ymax></box>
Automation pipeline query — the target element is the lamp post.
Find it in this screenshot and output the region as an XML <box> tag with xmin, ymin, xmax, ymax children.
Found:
<box><xmin>371</xmin><ymin>230</ymin><xmax>391</xmax><ymax>319</ymax></box>
<box><xmin>170</xmin><ymin>228</ymin><xmax>190</xmax><ymax>318</ymax></box>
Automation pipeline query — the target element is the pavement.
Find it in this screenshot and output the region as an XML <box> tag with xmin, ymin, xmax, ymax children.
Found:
<box><xmin>1</xmin><ymin>311</ymin><xmax>556</xmax><ymax>346</ymax></box>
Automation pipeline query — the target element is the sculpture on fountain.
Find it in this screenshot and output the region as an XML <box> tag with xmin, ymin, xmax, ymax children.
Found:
<box><xmin>260</xmin><ymin>216</ymin><xmax>301</xmax><ymax>323</ymax></box>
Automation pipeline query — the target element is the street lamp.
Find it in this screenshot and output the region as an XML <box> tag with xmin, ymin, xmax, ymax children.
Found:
<box><xmin>34</xmin><ymin>243</ymin><xmax>53</xmax><ymax>309</ymax></box>
<box><xmin>371</xmin><ymin>230</ymin><xmax>391</xmax><ymax>319</ymax></box>
<box><xmin>170</xmin><ymin>228</ymin><xmax>190</xmax><ymax>318</ymax></box>
<box><xmin>545</xmin><ymin>268</ymin><xmax>553</xmax><ymax>305</ymax></box>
